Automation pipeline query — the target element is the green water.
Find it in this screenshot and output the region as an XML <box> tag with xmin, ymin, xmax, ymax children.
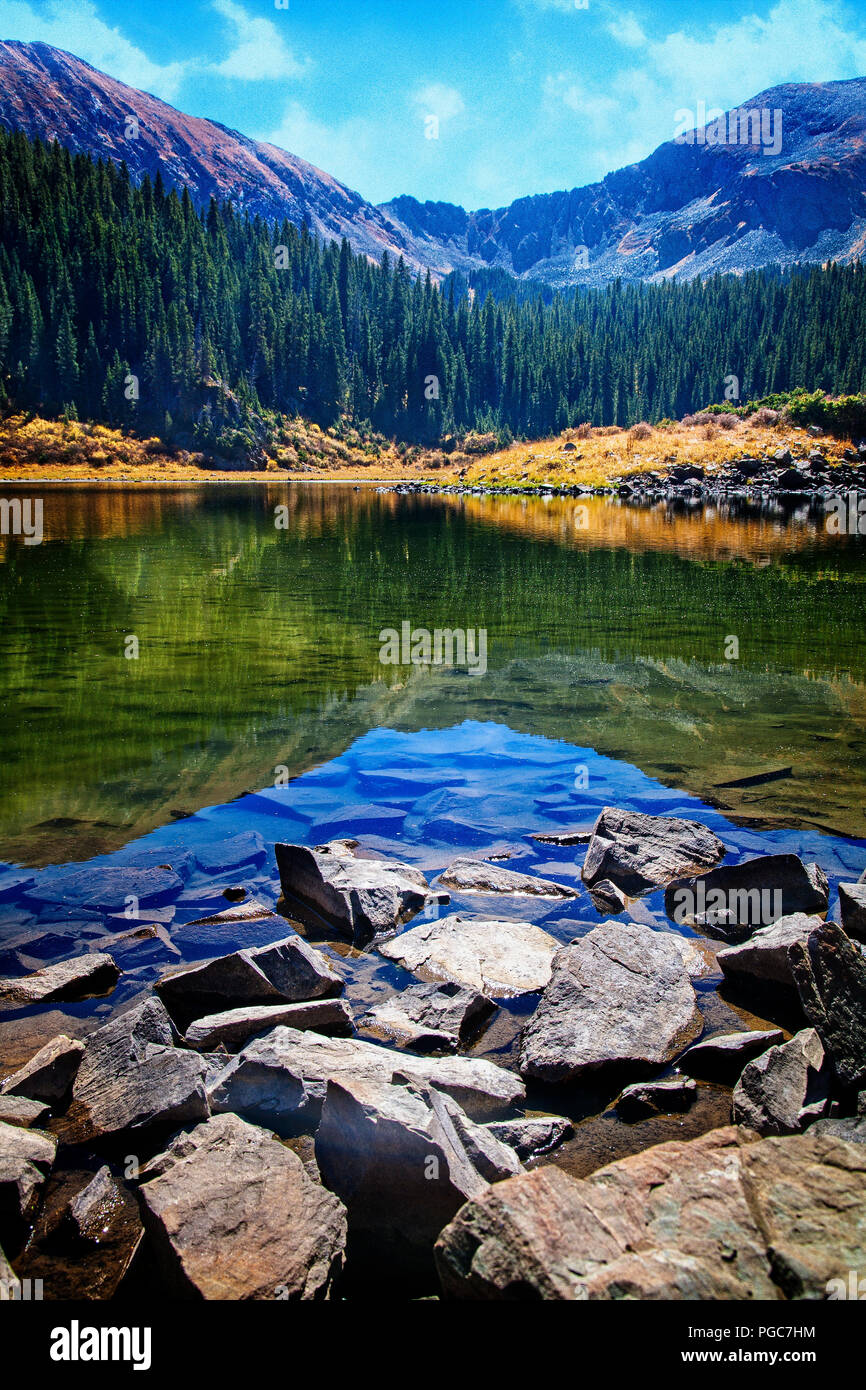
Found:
<box><xmin>1</xmin><ymin>482</ymin><xmax>864</xmax><ymax>864</ymax></box>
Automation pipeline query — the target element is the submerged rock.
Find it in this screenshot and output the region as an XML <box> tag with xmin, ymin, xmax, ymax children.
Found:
<box><xmin>665</xmin><ymin>855</ymin><xmax>829</xmax><ymax>940</ymax></box>
<box><xmin>275</xmin><ymin>840</ymin><xmax>447</xmax><ymax>942</ymax></box>
<box><xmin>437</xmin><ymin>857</ymin><xmax>577</xmax><ymax>898</ymax></box>
<box><xmin>717</xmin><ymin>913</ymin><xmax>825</xmax><ymax>989</ymax></box>
<box><xmin>194</xmin><ymin>832</ymin><xmax>266</xmax><ymax>876</ymax></box>
<box><xmin>789</xmin><ymin>921</ymin><xmax>866</xmax><ymax>1089</ymax></box>
<box><xmin>378</xmin><ymin>915</ymin><xmax>559</xmax><ymax>998</ymax></box>
<box><xmin>519</xmin><ymin>922</ymin><xmax>702</xmax><ymax>1083</ymax></box>
<box><xmin>617</xmin><ymin>1076</ymin><xmax>697</xmax><ymax>1120</ymax></box>
<box><xmin>185</xmin><ymin>999</ymin><xmax>353</xmax><ymax>1051</ymax></box>
<box><xmin>138</xmin><ymin>1113</ymin><xmax>346</xmax><ymax>1300</ymax></box>
<box><xmin>0</xmin><ymin>953</ymin><xmax>119</xmax><ymax>1006</ymax></box>
<box><xmin>679</xmin><ymin>1029</ymin><xmax>784</xmax><ymax>1081</ymax></box>
<box><xmin>23</xmin><ymin>865</ymin><xmax>182</xmax><ymax>914</ymax></box>
<box><xmin>581</xmin><ymin>807</ymin><xmax>725</xmax><ymax>896</ymax></box>
<box><xmin>733</xmin><ymin>1028</ymin><xmax>831</xmax><ymax>1136</ymax></box>
<box><xmin>434</xmin><ymin>1128</ymin><xmax>866</xmax><ymax>1300</ymax></box>
<box><xmin>0</xmin><ymin>1120</ymin><xmax>56</xmax><ymax>1248</ymax></box>
<box><xmin>155</xmin><ymin>934</ymin><xmax>343</xmax><ymax>1024</ymax></box>
<box><xmin>207</xmin><ymin>1025</ymin><xmax>524</xmax><ymax>1134</ymax></box>
<box><xmin>359</xmin><ymin>981</ymin><xmax>495</xmax><ymax>1053</ymax></box>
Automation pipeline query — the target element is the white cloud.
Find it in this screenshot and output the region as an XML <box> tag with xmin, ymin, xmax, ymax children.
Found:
<box><xmin>412</xmin><ymin>83</ymin><xmax>465</xmax><ymax>125</ymax></box>
<box><xmin>210</xmin><ymin>0</ymin><xmax>307</xmax><ymax>82</ymax></box>
<box><xmin>0</xmin><ymin>0</ymin><xmax>186</xmax><ymax>99</ymax></box>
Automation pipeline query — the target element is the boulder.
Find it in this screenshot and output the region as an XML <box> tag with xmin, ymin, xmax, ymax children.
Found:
<box><xmin>437</xmin><ymin>857</ymin><xmax>577</xmax><ymax>899</ymax></box>
<box><xmin>378</xmin><ymin>915</ymin><xmax>558</xmax><ymax>998</ymax></box>
<box><xmin>0</xmin><ymin>1096</ymin><xmax>50</xmax><ymax>1129</ymax></box>
<box><xmin>679</xmin><ymin>1029</ymin><xmax>784</xmax><ymax>1081</ymax></box>
<box><xmin>588</xmin><ymin>879</ymin><xmax>628</xmax><ymax>914</ymax></box>
<box><xmin>838</xmin><ymin>883</ymin><xmax>866</xmax><ymax>943</ymax></box>
<box><xmin>71</xmin><ymin>996</ymin><xmax>210</xmax><ymax>1141</ymax></box>
<box><xmin>733</xmin><ymin>1029</ymin><xmax>831</xmax><ymax>1135</ymax></box>
<box><xmin>0</xmin><ymin>1120</ymin><xmax>56</xmax><ymax>1248</ymax></box>
<box><xmin>484</xmin><ymin>1116</ymin><xmax>573</xmax><ymax>1160</ymax></box>
<box><xmin>359</xmin><ymin>981</ymin><xmax>495</xmax><ymax>1053</ymax></box>
<box><xmin>581</xmin><ymin>807</ymin><xmax>725</xmax><ymax>896</ymax></box>
<box><xmin>0</xmin><ymin>1035</ymin><xmax>85</xmax><ymax>1105</ymax></box>
<box><xmin>0</xmin><ymin>953</ymin><xmax>119</xmax><ymax>1006</ymax></box>
<box><xmin>185</xmin><ymin>999</ymin><xmax>353</xmax><ymax>1052</ymax></box>
<box><xmin>717</xmin><ymin>913</ymin><xmax>825</xmax><ymax>989</ymax></box>
<box><xmin>519</xmin><ymin>922</ymin><xmax>702</xmax><ymax>1083</ymax></box>
<box><xmin>138</xmin><ymin>1113</ymin><xmax>346</xmax><ymax>1299</ymax></box>
<box><xmin>665</xmin><ymin>855</ymin><xmax>829</xmax><ymax>941</ymax></box>
<box><xmin>275</xmin><ymin>840</ymin><xmax>447</xmax><ymax>943</ymax></box>
<box><xmin>207</xmin><ymin>1025</ymin><xmax>524</xmax><ymax>1135</ymax></box>
<box><xmin>155</xmin><ymin>934</ymin><xmax>343</xmax><ymax>1025</ymax></box>
<box><xmin>788</xmin><ymin>921</ymin><xmax>866</xmax><ymax>1089</ymax></box>
<box><xmin>434</xmin><ymin>1128</ymin><xmax>866</xmax><ymax>1300</ymax></box>
<box><xmin>617</xmin><ymin>1076</ymin><xmax>697</xmax><ymax>1120</ymax></box>
<box><xmin>68</xmin><ymin>1165</ymin><xmax>125</xmax><ymax>1243</ymax></box>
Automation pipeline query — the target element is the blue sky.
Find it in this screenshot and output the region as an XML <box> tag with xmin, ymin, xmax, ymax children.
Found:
<box><xmin>3</xmin><ymin>0</ymin><xmax>866</xmax><ymax>208</ymax></box>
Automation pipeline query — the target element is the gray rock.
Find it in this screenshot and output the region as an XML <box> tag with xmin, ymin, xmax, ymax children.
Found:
<box><xmin>72</xmin><ymin>996</ymin><xmax>210</xmax><ymax>1141</ymax></box>
<box><xmin>378</xmin><ymin>914</ymin><xmax>559</xmax><ymax>998</ymax></box>
<box><xmin>588</xmin><ymin>879</ymin><xmax>628</xmax><ymax>914</ymax></box>
<box><xmin>0</xmin><ymin>1240</ymin><xmax>14</xmax><ymax>1288</ymax></box>
<box><xmin>438</xmin><ymin>857</ymin><xmax>577</xmax><ymax>898</ymax></box>
<box><xmin>138</xmin><ymin>1113</ymin><xmax>346</xmax><ymax>1299</ymax></box>
<box><xmin>484</xmin><ymin>1116</ymin><xmax>573</xmax><ymax>1160</ymax></box>
<box><xmin>665</xmin><ymin>855</ymin><xmax>829</xmax><ymax>940</ymax></box>
<box><xmin>789</xmin><ymin>921</ymin><xmax>866</xmax><ymax>1089</ymax></box>
<box><xmin>582</xmin><ymin>807</ymin><xmax>725</xmax><ymax>896</ymax></box>
<box><xmin>185</xmin><ymin>999</ymin><xmax>353</xmax><ymax>1052</ymax></box>
<box><xmin>617</xmin><ymin>1076</ymin><xmax>697</xmax><ymax>1120</ymax></box>
<box><xmin>0</xmin><ymin>953</ymin><xmax>119</xmax><ymax>1005</ymax></box>
<box><xmin>359</xmin><ymin>980</ymin><xmax>494</xmax><ymax>1053</ymax></box>
<box><xmin>0</xmin><ymin>1120</ymin><xmax>56</xmax><ymax>1247</ymax></box>
<box><xmin>275</xmin><ymin>840</ymin><xmax>447</xmax><ymax>942</ymax></box>
<box><xmin>838</xmin><ymin>883</ymin><xmax>866</xmax><ymax>943</ymax></box>
<box><xmin>530</xmin><ymin>829</ymin><xmax>594</xmax><ymax>846</ymax></box>
<box><xmin>68</xmin><ymin>1165</ymin><xmax>124</xmax><ymax>1243</ymax></box>
<box><xmin>717</xmin><ymin>913</ymin><xmax>825</xmax><ymax>988</ymax></box>
<box><xmin>0</xmin><ymin>1095</ymin><xmax>50</xmax><ymax>1129</ymax></box>
<box><xmin>679</xmin><ymin>1029</ymin><xmax>784</xmax><ymax>1081</ymax></box>
<box><xmin>519</xmin><ymin>922</ymin><xmax>702</xmax><ymax>1083</ymax></box>
<box><xmin>155</xmin><ymin>934</ymin><xmax>343</xmax><ymax>1023</ymax></box>
<box><xmin>0</xmin><ymin>1034</ymin><xmax>85</xmax><ymax>1105</ymax></box>
<box><xmin>733</xmin><ymin>1028</ymin><xmax>831</xmax><ymax>1135</ymax></box>
<box><xmin>207</xmin><ymin>1025</ymin><xmax>524</xmax><ymax>1134</ymax></box>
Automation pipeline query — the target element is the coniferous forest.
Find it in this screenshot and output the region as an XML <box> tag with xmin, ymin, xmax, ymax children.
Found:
<box><xmin>2</xmin><ymin>126</ymin><xmax>866</xmax><ymax>454</ymax></box>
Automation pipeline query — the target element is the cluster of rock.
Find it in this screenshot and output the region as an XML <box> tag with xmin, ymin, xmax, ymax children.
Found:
<box><xmin>1</xmin><ymin>810</ymin><xmax>864</xmax><ymax>1300</ymax></box>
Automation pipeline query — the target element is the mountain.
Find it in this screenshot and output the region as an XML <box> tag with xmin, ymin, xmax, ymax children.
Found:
<box><xmin>0</xmin><ymin>39</ymin><xmax>426</xmax><ymax>271</ymax></box>
<box><xmin>1</xmin><ymin>40</ymin><xmax>865</xmax><ymax>287</ymax></box>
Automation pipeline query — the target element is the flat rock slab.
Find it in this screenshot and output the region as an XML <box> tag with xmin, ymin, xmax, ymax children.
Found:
<box><xmin>0</xmin><ymin>1119</ymin><xmax>56</xmax><ymax>1247</ymax></box>
<box><xmin>71</xmin><ymin>996</ymin><xmax>209</xmax><ymax>1142</ymax></box>
<box><xmin>138</xmin><ymin>1113</ymin><xmax>346</xmax><ymax>1299</ymax></box>
<box><xmin>378</xmin><ymin>915</ymin><xmax>559</xmax><ymax>998</ymax></box>
<box><xmin>185</xmin><ymin>999</ymin><xmax>354</xmax><ymax>1052</ymax></box>
<box><xmin>789</xmin><ymin>921</ymin><xmax>866</xmax><ymax>1090</ymax></box>
<box><xmin>434</xmin><ymin>1127</ymin><xmax>866</xmax><ymax>1300</ymax></box>
<box><xmin>155</xmin><ymin>934</ymin><xmax>343</xmax><ymax>1026</ymax></box>
<box><xmin>733</xmin><ymin>1028</ymin><xmax>831</xmax><ymax>1136</ymax></box>
<box><xmin>276</xmin><ymin>840</ymin><xmax>447</xmax><ymax>943</ymax></box>
<box><xmin>0</xmin><ymin>1095</ymin><xmax>50</xmax><ymax>1129</ymax></box>
<box><xmin>519</xmin><ymin>921</ymin><xmax>702</xmax><ymax>1084</ymax></box>
<box><xmin>359</xmin><ymin>981</ymin><xmax>495</xmax><ymax>1054</ymax></box>
<box><xmin>169</xmin><ymin>898</ymin><xmax>286</xmax><ymax>958</ymax></box>
<box><xmin>665</xmin><ymin>855</ymin><xmax>829</xmax><ymax>941</ymax></box>
<box><xmin>194</xmin><ymin>832</ymin><xmax>266</xmax><ymax>876</ymax></box>
<box><xmin>437</xmin><ymin>858</ymin><xmax>577</xmax><ymax>899</ymax></box>
<box><xmin>582</xmin><ymin>807</ymin><xmax>725</xmax><ymax>896</ymax></box>
<box><xmin>838</xmin><ymin>883</ymin><xmax>866</xmax><ymax>943</ymax></box>
<box><xmin>23</xmin><ymin>866</ymin><xmax>182</xmax><ymax>914</ymax></box>
<box><xmin>617</xmin><ymin>1077</ymin><xmax>697</xmax><ymax>1120</ymax></box>
<box><xmin>0</xmin><ymin>1034</ymin><xmax>85</xmax><ymax>1104</ymax></box>
<box><xmin>717</xmin><ymin>913</ymin><xmax>825</xmax><ymax>990</ymax></box>
<box><xmin>679</xmin><ymin>1029</ymin><xmax>784</xmax><ymax>1081</ymax></box>
<box><xmin>0</xmin><ymin>954</ymin><xmax>119</xmax><ymax>1006</ymax></box>
<box><xmin>207</xmin><ymin>1025</ymin><xmax>524</xmax><ymax>1134</ymax></box>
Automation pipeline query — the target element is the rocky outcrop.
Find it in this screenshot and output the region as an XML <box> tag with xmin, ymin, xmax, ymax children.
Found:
<box><xmin>275</xmin><ymin>840</ymin><xmax>447</xmax><ymax>943</ymax></box>
<box><xmin>519</xmin><ymin>922</ymin><xmax>702</xmax><ymax>1083</ymax></box>
<box><xmin>434</xmin><ymin>1128</ymin><xmax>866</xmax><ymax>1299</ymax></box>
<box><xmin>378</xmin><ymin>915</ymin><xmax>559</xmax><ymax>997</ymax></box>
<box><xmin>359</xmin><ymin>981</ymin><xmax>495</xmax><ymax>1053</ymax></box>
<box><xmin>732</xmin><ymin>1029</ymin><xmax>831</xmax><ymax>1135</ymax></box>
<box><xmin>0</xmin><ymin>1120</ymin><xmax>55</xmax><ymax>1248</ymax></box>
<box><xmin>617</xmin><ymin>1076</ymin><xmax>697</xmax><ymax>1120</ymax></box>
<box><xmin>0</xmin><ymin>953</ymin><xmax>119</xmax><ymax>1005</ymax></box>
<box><xmin>0</xmin><ymin>1035</ymin><xmax>85</xmax><ymax>1105</ymax></box>
<box><xmin>137</xmin><ymin>1113</ymin><xmax>347</xmax><ymax>1299</ymax></box>
<box><xmin>717</xmin><ymin>913</ymin><xmax>825</xmax><ymax>989</ymax></box>
<box><xmin>437</xmin><ymin>857</ymin><xmax>577</xmax><ymax>898</ymax></box>
<box><xmin>789</xmin><ymin>921</ymin><xmax>866</xmax><ymax>1089</ymax></box>
<box><xmin>185</xmin><ymin>999</ymin><xmax>353</xmax><ymax>1052</ymax></box>
<box><xmin>581</xmin><ymin>808</ymin><xmax>725</xmax><ymax>896</ymax></box>
<box><xmin>679</xmin><ymin>1029</ymin><xmax>784</xmax><ymax>1081</ymax></box>
<box><xmin>665</xmin><ymin>855</ymin><xmax>829</xmax><ymax>940</ymax></box>
<box><xmin>838</xmin><ymin>883</ymin><xmax>866</xmax><ymax>943</ymax></box>
<box><xmin>155</xmin><ymin>934</ymin><xmax>343</xmax><ymax>1025</ymax></box>
<box><xmin>207</xmin><ymin>1025</ymin><xmax>524</xmax><ymax>1134</ymax></box>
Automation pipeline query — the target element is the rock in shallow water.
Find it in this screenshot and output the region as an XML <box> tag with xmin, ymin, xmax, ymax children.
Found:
<box><xmin>437</xmin><ymin>857</ymin><xmax>577</xmax><ymax>898</ymax></box>
<box><xmin>378</xmin><ymin>914</ymin><xmax>559</xmax><ymax>998</ymax></box>
<box><xmin>717</xmin><ymin>913</ymin><xmax>825</xmax><ymax>990</ymax></box>
<box><xmin>665</xmin><ymin>855</ymin><xmax>829</xmax><ymax>941</ymax></box>
<box><xmin>732</xmin><ymin>1028</ymin><xmax>831</xmax><ymax>1136</ymax></box>
<box><xmin>789</xmin><ymin>921</ymin><xmax>866</xmax><ymax>1090</ymax></box>
<box><xmin>581</xmin><ymin>807</ymin><xmax>726</xmax><ymax>896</ymax></box>
<box><xmin>0</xmin><ymin>1034</ymin><xmax>85</xmax><ymax>1105</ymax></box>
<box><xmin>138</xmin><ymin>1113</ymin><xmax>346</xmax><ymax>1299</ymax></box>
<box><xmin>483</xmin><ymin>1116</ymin><xmax>573</xmax><ymax>1160</ymax></box>
<box><xmin>518</xmin><ymin>921</ymin><xmax>703</xmax><ymax>1083</ymax></box>
<box><xmin>0</xmin><ymin>1119</ymin><xmax>56</xmax><ymax>1248</ymax></box>
<box><xmin>617</xmin><ymin>1076</ymin><xmax>697</xmax><ymax>1120</ymax></box>
<box><xmin>838</xmin><ymin>883</ymin><xmax>866</xmax><ymax>943</ymax></box>
<box><xmin>359</xmin><ymin>981</ymin><xmax>495</xmax><ymax>1053</ymax></box>
<box><xmin>23</xmin><ymin>865</ymin><xmax>182</xmax><ymax>914</ymax></box>
<box><xmin>0</xmin><ymin>954</ymin><xmax>119</xmax><ymax>1006</ymax></box>
<box><xmin>679</xmin><ymin>1029</ymin><xmax>784</xmax><ymax>1081</ymax></box>
<box><xmin>155</xmin><ymin>934</ymin><xmax>343</xmax><ymax>1025</ymax></box>
<box><xmin>185</xmin><ymin>999</ymin><xmax>353</xmax><ymax>1051</ymax></box>
<box><xmin>0</xmin><ymin>1095</ymin><xmax>50</xmax><ymax>1129</ymax></box>
<box><xmin>275</xmin><ymin>840</ymin><xmax>446</xmax><ymax>943</ymax></box>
